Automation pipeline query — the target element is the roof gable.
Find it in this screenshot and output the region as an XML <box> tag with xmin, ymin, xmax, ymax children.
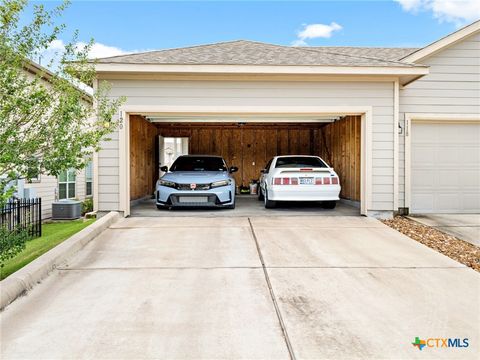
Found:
<box><xmin>401</xmin><ymin>20</ymin><xmax>480</xmax><ymax>63</ymax></box>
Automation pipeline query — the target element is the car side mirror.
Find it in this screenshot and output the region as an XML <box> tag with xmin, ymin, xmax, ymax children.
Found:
<box><xmin>229</xmin><ymin>166</ymin><xmax>238</xmax><ymax>173</ymax></box>
<box><xmin>160</xmin><ymin>166</ymin><xmax>168</xmax><ymax>172</ymax></box>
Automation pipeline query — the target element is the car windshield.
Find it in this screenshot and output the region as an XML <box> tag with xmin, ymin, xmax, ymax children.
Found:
<box><xmin>275</xmin><ymin>156</ymin><xmax>327</xmax><ymax>168</ymax></box>
<box><xmin>170</xmin><ymin>156</ymin><xmax>227</xmax><ymax>172</ymax></box>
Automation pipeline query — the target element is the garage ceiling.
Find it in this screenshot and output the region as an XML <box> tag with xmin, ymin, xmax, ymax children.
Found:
<box><xmin>141</xmin><ymin>115</ymin><xmax>342</xmax><ymax>123</ymax></box>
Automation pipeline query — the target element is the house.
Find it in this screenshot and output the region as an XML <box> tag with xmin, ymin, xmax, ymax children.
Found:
<box><xmin>92</xmin><ymin>20</ymin><xmax>479</xmax><ymax>218</ymax></box>
<box><xmin>19</xmin><ymin>61</ymin><xmax>93</xmax><ymax>219</ymax></box>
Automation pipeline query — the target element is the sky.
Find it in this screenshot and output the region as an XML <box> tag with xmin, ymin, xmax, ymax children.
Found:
<box><xmin>27</xmin><ymin>0</ymin><xmax>480</xmax><ymax>60</ymax></box>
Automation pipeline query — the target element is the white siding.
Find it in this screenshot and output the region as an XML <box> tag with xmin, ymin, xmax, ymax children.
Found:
<box><xmin>23</xmin><ymin>175</ymin><xmax>57</xmax><ymax>219</ymax></box>
<box><xmin>24</xmin><ymin>168</ymin><xmax>89</xmax><ymax>220</ymax></box>
<box><xmin>98</xmin><ymin>79</ymin><xmax>396</xmax><ymax>212</ymax></box>
<box><xmin>399</xmin><ymin>31</ymin><xmax>480</xmax><ymax>208</ymax></box>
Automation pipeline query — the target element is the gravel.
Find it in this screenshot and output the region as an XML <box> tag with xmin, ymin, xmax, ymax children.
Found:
<box><xmin>382</xmin><ymin>216</ymin><xmax>480</xmax><ymax>272</ymax></box>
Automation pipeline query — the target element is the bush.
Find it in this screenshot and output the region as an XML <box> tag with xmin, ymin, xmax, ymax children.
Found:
<box><xmin>81</xmin><ymin>198</ymin><xmax>93</xmax><ymax>215</ymax></box>
<box><xmin>0</xmin><ymin>226</ymin><xmax>28</xmax><ymax>268</ymax></box>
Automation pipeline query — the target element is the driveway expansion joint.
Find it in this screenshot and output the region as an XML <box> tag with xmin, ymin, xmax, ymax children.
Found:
<box><xmin>264</xmin><ymin>265</ymin><xmax>468</xmax><ymax>269</ymax></box>
<box><xmin>248</xmin><ymin>217</ymin><xmax>296</xmax><ymax>360</ymax></box>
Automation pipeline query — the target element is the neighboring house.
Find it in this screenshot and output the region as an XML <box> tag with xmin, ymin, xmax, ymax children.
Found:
<box><xmin>18</xmin><ymin>61</ymin><xmax>94</xmax><ymax>219</ymax></box>
<box><xmin>92</xmin><ymin>20</ymin><xmax>479</xmax><ymax>218</ymax></box>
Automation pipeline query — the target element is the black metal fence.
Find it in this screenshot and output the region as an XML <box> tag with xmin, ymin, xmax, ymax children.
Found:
<box><xmin>0</xmin><ymin>198</ymin><xmax>42</xmax><ymax>238</ymax></box>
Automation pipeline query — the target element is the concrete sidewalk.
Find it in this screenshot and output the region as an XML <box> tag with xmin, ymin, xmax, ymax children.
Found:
<box><xmin>409</xmin><ymin>214</ymin><xmax>480</xmax><ymax>246</ymax></box>
<box><xmin>1</xmin><ymin>216</ymin><xmax>479</xmax><ymax>359</ymax></box>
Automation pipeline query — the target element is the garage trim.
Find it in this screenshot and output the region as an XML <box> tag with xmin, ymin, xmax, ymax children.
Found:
<box><xmin>113</xmin><ymin>105</ymin><xmax>373</xmax><ymax>217</ymax></box>
<box><xmin>404</xmin><ymin>113</ymin><xmax>480</xmax><ymax>212</ymax></box>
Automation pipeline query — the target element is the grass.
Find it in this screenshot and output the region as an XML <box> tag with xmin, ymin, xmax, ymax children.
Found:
<box><xmin>0</xmin><ymin>219</ymin><xmax>95</xmax><ymax>280</ymax></box>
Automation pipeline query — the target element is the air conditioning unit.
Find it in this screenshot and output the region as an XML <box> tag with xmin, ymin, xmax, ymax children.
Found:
<box><xmin>52</xmin><ymin>199</ymin><xmax>81</xmax><ymax>220</ymax></box>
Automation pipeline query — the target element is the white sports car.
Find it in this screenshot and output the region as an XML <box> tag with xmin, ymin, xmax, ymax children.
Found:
<box><xmin>258</xmin><ymin>155</ymin><xmax>341</xmax><ymax>209</ymax></box>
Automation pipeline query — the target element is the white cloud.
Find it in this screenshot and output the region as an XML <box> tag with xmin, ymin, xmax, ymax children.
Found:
<box><xmin>395</xmin><ymin>0</ymin><xmax>480</xmax><ymax>24</ymax></box>
<box><xmin>291</xmin><ymin>39</ymin><xmax>308</xmax><ymax>46</ymax></box>
<box><xmin>292</xmin><ymin>22</ymin><xmax>342</xmax><ymax>46</ymax></box>
<box><xmin>37</xmin><ymin>39</ymin><xmax>130</xmax><ymax>68</ymax></box>
<box><xmin>75</xmin><ymin>41</ymin><xmax>127</xmax><ymax>59</ymax></box>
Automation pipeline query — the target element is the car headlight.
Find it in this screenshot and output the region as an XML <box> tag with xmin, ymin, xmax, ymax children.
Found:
<box><xmin>159</xmin><ymin>180</ymin><xmax>177</xmax><ymax>188</ymax></box>
<box><xmin>211</xmin><ymin>179</ymin><xmax>231</xmax><ymax>188</ymax></box>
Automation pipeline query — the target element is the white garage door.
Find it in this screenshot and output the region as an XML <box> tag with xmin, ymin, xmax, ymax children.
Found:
<box><xmin>411</xmin><ymin>121</ymin><xmax>480</xmax><ymax>213</ymax></box>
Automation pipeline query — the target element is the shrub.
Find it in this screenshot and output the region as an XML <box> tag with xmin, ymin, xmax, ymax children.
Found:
<box><xmin>0</xmin><ymin>226</ymin><xmax>28</xmax><ymax>268</ymax></box>
<box><xmin>81</xmin><ymin>198</ymin><xmax>93</xmax><ymax>215</ymax></box>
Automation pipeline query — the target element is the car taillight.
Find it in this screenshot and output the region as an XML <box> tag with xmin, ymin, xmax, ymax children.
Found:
<box><xmin>315</xmin><ymin>177</ymin><xmax>338</xmax><ymax>185</ymax></box>
<box><xmin>273</xmin><ymin>177</ymin><xmax>298</xmax><ymax>185</ymax></box>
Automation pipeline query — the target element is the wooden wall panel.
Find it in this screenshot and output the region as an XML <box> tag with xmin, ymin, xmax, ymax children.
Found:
<box><xmin>130</xmin><ymin>115</ymin><xmax>158</xmax><ymax>200</ymax></box>
<box><xmin>254</xmin><ymin>129</ymin><xmax>267</xmax><ymax>178</ymax></box>
<box><xmin>318</xmin><ymin>115</ymin><xmax>361</xmax><ymax>201</ymax></box>
<box><xmin>242</xmin><ymin>129</ymin><xmax>256</xmax><ymax>184</ymax></box>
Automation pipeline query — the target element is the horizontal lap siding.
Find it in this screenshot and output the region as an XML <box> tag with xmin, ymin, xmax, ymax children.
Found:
<box><xmin>98</xmin><ymin>129</ymin><xmax>120</xmax><ymax>210</ymax></box>
<box><xmin>399</xmin><ymin>32</ymin><xmax>480</xmax><ymax>207</ymax></box>
<box><xmin>99</xmin><ymin>79</ymin><xmax>394</xmax><ymax>212</ymax></box>
<box><xmin>24</xmin><ymin>169</ymin><xmax>88</xmax><ymax>220</ymax></box>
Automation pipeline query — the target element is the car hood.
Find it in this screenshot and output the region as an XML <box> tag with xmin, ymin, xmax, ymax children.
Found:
<box><xmin>161</xmin><ymin>171</ymin><xmax>231</xmax><ymax>184</ymax></box>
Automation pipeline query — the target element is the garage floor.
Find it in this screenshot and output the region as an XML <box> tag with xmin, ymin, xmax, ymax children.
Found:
<box><xmin>131</xmin><ymin>195</ymin><xmax>359</xmax><ymax>217</ymax></box>
<box><xmin>1</xmin><ymin>216</ymin><xmax>478</xmax><ymax>359</ymax></box>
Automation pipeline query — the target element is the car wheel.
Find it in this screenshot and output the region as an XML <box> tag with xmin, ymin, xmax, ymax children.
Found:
<box><xmin>156</xmin><ymin>205</ymin><xmax>165</xmax><ymax>210</ymax></box>
<box><xmin>258</xmin><ymin>186</ymin><xmax>264</xmax><ymax>201</ymax></box>
<box><xmin>226</xmin><ymin>201</ymin><xmax>236</xmax><ymax>209</ymax></box>
<box><xmin>264</xmin><ymin>189</ymin><xmax>276</xmax><ymax>209</ymax></box>
<box><xmin>322</xmin><ymin>201</ymin><xmax>337</xmax><ymax>209</ymax></box>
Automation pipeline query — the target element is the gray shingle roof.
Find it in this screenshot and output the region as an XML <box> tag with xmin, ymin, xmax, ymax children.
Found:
<box><xmin>95</xmin><ymin>40</ymin><xmax>420</xmax><ymax>67</ymax></box>
<box><xmin>309</xmin><ymin>47</ymin><xmax>418</xmax><ymax>61</ymax></box>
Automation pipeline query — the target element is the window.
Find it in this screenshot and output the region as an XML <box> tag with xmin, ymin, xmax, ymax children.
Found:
<box><xmin>85</xmin><ymin>161</ymin><xmax>93</xmax><ymax>197</ymax></box>
<box><xmin>275</xmin><ymin>156</ymin><xmax>327</xmax><ymax>168</ymax></box>
<box><xmin>264</xmin><ymin>159</ymin><xmax>273</xmax><ymax>173</ymax></box>
<box><xmin>170</xmin><ymin>156</ymin><xmax>227</xmax><ymax>172</ymax></box>
<box><xmin>58</xmin><ymin>169</ymin><xmax>76</xmax><ymax>199</ymax></box>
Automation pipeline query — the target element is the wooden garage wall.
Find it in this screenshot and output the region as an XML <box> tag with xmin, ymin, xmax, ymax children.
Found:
<box><xmin>157</xmin><ymin>123</ymin><xmax>318</xmax><ymax>186</ymax></box>
<box><xmin>318</xmin><ymin>115</ymin><xmax>361</xmax><ymax>201</ymax></box>
<box><xmin>130</xmin><ymin>115</ymin><xmax>158</xmax><ymax>200</ymax></box>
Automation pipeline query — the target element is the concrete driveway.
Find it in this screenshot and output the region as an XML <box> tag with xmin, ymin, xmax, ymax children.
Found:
<box><xmin>1</xmin><ymin>216</ymin><xmax>479</xmax><ymax>359</ymax></box>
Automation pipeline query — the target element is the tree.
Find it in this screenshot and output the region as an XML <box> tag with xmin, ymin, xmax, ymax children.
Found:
<box><xmin>0</xmin><ymin>0</ymin><xmax>125</xmax><ymax>206</ymax></box>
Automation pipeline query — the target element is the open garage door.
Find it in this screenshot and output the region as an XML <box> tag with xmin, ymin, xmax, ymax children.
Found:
<box><xmin>128</xmin><ymin>115</ymin><xmax>362</xmax><ymax>208</ymax></box>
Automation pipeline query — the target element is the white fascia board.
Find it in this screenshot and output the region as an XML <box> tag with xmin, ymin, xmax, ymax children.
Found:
<box><xmin>122</xmin><ymin>105</ymin><xmax>373</xmax><ymax>116</ymax></box>
<box><xmin>95</xmin><ymin>63</ymin><xmax>428</xmax><ymax>77</ymax></box>
<box><xmin>402</xmin><ymin>20</ymin><xmax>480</xmax><ymax>63</ymax></box>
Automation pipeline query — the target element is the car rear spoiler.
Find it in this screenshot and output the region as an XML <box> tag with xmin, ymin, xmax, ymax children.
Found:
<box><xmin>278</xmin><ymin>168</ymin><xmax>332</xmax><ymax>174</ymax></box>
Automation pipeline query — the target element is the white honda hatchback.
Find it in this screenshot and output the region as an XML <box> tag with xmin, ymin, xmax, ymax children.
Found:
<box><xmin>258</xmin><ymin>155</ymin><xmax>341</xmax><ymax>209</ymax></box>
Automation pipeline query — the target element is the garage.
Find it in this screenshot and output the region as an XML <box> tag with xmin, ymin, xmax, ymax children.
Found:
<box><xmin>128</xmin><ymin>114</ymin><xmax>363</xmax><ymax>215</ymax></box>
<box><xmin>408</xmin><ymin>120</ymin><xmax>480</xmax><ymax>214</ymax></box>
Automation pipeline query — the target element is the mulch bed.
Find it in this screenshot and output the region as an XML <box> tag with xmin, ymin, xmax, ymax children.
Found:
<box><xmin>381</xmin><ymin>216</ymin><xmax>480</xmax><ymax>272</ymax></box>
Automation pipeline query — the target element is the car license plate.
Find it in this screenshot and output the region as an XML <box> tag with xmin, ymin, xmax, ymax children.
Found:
<box><xmin>299</xmin><ymin>177</ymin><xmax>314</xmax><ymax>185</ymax></box>
<box><xmin>179</xmin><ymin>196</ymin><xmax>208</xmax><ymax>203</ymax></box>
